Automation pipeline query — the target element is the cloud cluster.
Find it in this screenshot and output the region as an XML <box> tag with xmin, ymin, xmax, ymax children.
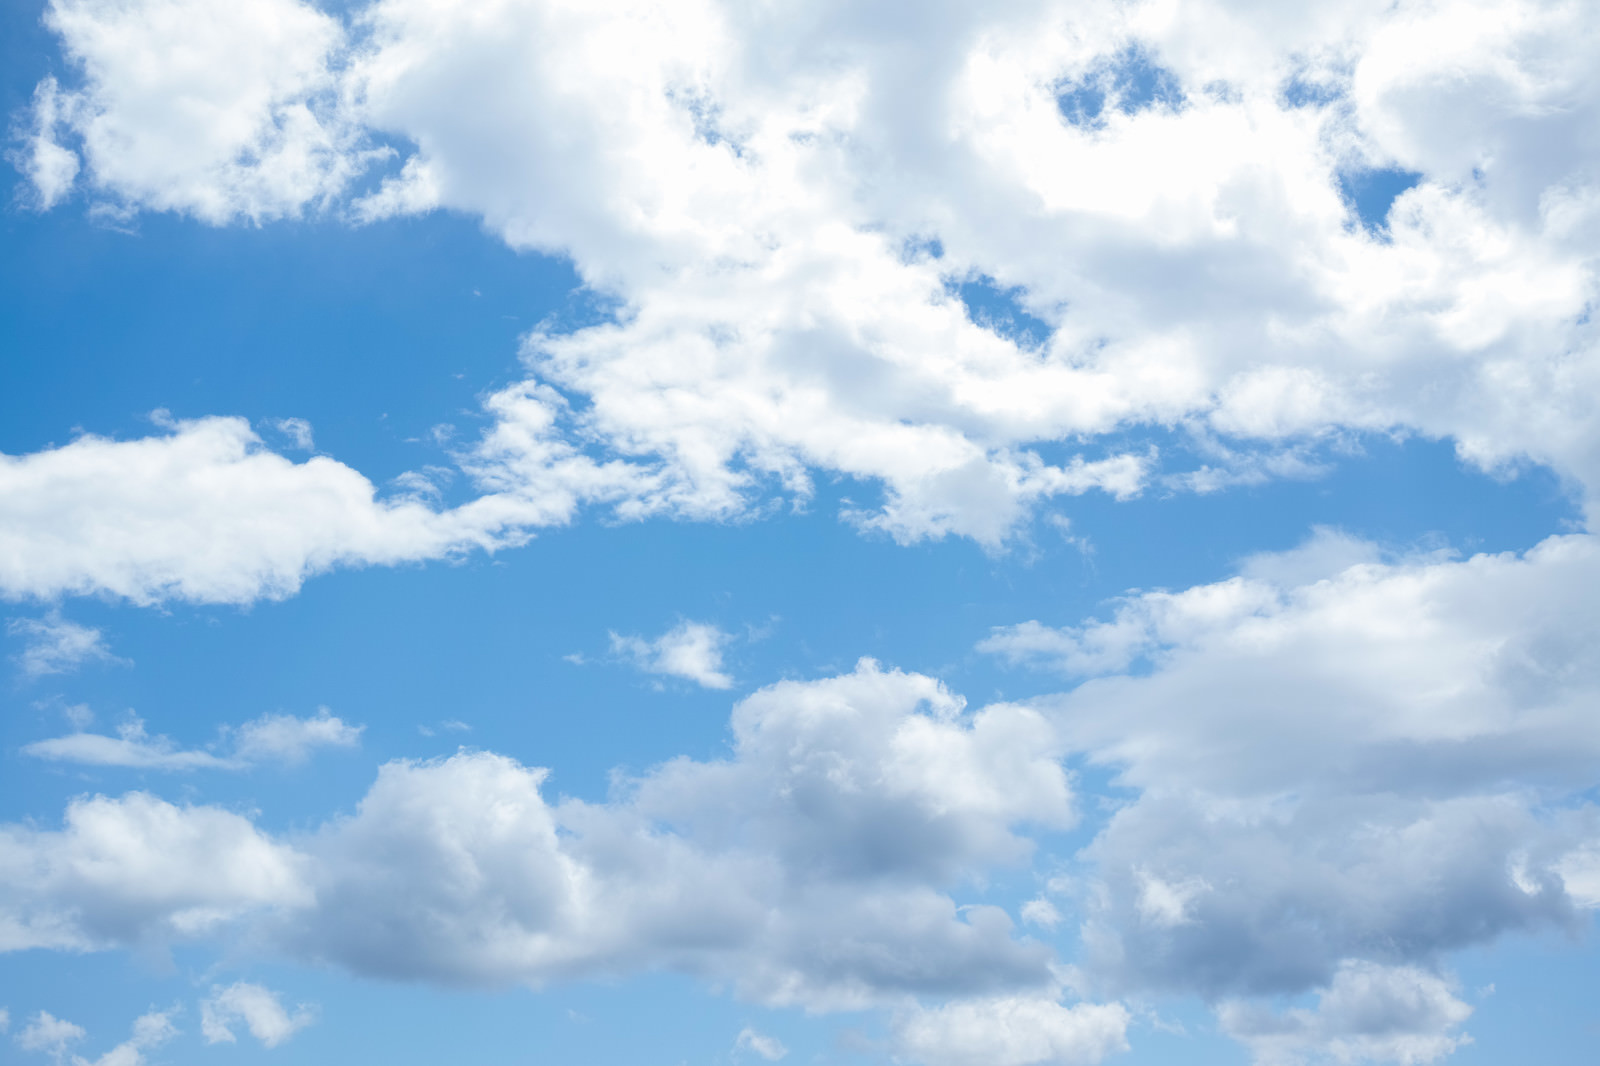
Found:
<box><xmin>0</xmin><ymin>661</ymin><xmax>1114</xmax><ymax>1061</ymax></box>
<box><xmin>980</xmin><ymin>529</ymin><xmax>1600</xmax><ymax>1057</ymax></box>
<box><xmin>11</xmin><ymin>0</ymin><xmax>1600</xmax><ymax>603</ymax></box>
<box><xmin>0</xmin><ymin>665</ymin><xmax>1081</xmax><ymax>1005</ymax></box>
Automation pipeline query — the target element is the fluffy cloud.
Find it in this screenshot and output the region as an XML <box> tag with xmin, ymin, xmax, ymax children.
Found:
<box><xmin>0</xmin><ymin>411</ymin><xmax>638</xmax><ymax>605</ymax></box>
<box><xmin>0</xmin><ymin>791</ymin><xmax>309</xmax><ymax>951</ymax></box>
<box><xmin>22</xmin><ymin>709</ymin><xmax>361</xmax><ymax>771</ymax></box>
<box><xmin>610</xmin><ymin>620</ymin><xmax>734</xmax><ymax>688</ymax></box>
<box><xmin>15</xmin><ymin>0</ymin><xmax>1598</xmax><ymax>585</ymax></box>
<box><xmin>6</xmin><ymin>613</ymin><xmax>122</xmax><ymax>678</ymax></box>
<box><xmin>1219</xmin><ymin>962</ymin><xmax>1472</xmax><ymax>1066</ymax></box>
<box><xmin>201</xmin><ymin>983</ymin><xmax>315</xmax><ymax>1048</ymax></box>
<box><xmin>977</xmin><ymin>528</ymin><xmax>1600</xmax><ymax>1057</ymax></box>
<box><xmin>0</xmin><ymin>662</ymin><xmax>1098</xmax><ymax>1034</ymax></box>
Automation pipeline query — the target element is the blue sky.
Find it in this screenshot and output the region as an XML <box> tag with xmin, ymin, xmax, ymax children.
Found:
<box><xmin>3</xmin><ymin>2</ymin><xmax>1600</xmax><ymax>1064</ymax></box>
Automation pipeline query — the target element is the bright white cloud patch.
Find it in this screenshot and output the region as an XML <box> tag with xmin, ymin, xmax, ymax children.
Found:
<box><xmin>22</xmin><ymin>709</ymin><xmax>361</xmax><ymax>771</ymax></box>
<box><xmin>9</xmin><ymin>0</ymin><xmax>1598</xmax><ymax>603</ymax></box>
<box><xmin>6</xmin><ymin>612</ymin><xmax>122</xmax><ymax>678</ymax></box>
<box><xmin>201</xmin><ymin>983</ymin><xmax>315</xmax><ymax>1048</ymax></box>
<box><xmin>0</xmin><ymin>791</ymin><xmax>309</xmax><ymax>951</ymax></box>
<box><xmin>611</xmin><ymin>620</ymin><xmax>734</xmax><ymax>689</ymax></box>
<box><xmin>894</xmin><ymin>996</ymin><xmax>1131</xmax><ymax>1066</ymax></box>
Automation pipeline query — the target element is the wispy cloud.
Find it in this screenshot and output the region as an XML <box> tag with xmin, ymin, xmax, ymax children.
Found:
<box><xmin>8</xmin><ymin>613</ymin><xmax>125</xmax><ymax>679</ymax></box>
<box><xmin>23</xmin><ymin>709</ymin><xmax>361</xmax><ymax>771</ymax></box>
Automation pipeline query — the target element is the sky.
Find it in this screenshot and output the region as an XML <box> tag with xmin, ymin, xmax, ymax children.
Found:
<box><xmin>2</xmin><ymin>1</ymin><xmax>1599</xmax><ymax>1064</ymax></box>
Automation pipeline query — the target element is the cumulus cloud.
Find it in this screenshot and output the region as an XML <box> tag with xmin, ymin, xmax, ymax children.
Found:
<box><xmin>1219</xmin><ymin>962</ymin><xmax>1472</xmax><ymax>1066</ymax></box>
<box><xmin>9</xmin><ymin>0</ymin><xmax>1597</xmax><ymax>587</ymax></box>
<box><xmin>0</xmin><ymin>791</ymin><xmax>309</xmax><ymax>951</ymax></box>
<box><xmin>201</xmin><ymin>983</ymin><xmax>315</xmax><ymax>1048</ymax></box>
<box><xmin>7</xmin><ymin>613</ymin><xmax>123</xmax><ymax>678</ymax></box>
<box><xmin>610</xmin><ymin>620</ymin><xmax>734</xmax><ymax>688</ymax></box>
<box><xmin>971</xmin><ymin>528</ymin><xmax>1600</xmax><ymax>1055</ymax></box>
<box><xmin>22</xmin><ymin>709</ymin><xmax>362</xmax><ymax>771</ymax></box>
<box><xmin>0</xmin><ymin>662</ymin><xmax>1093</xmax><ymax>1026</ymax></box>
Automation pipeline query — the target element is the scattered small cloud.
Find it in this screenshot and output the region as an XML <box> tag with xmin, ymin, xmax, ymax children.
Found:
<box><xmin>16</xmin><ymin>1011</ymin><xmax>85</xmax><ymax>1060</ymax></box>
<box><xmin>268</xmin><ymin>418</ymin><xmax>314</xmax><ymax>451</ymax></box>
<box><xmin>8</xmin><ymin>613</ymin><xmax>125</xmax><ymax>679</ymax></box>
<box><xmin>734</xmin><ymin>1027</ymin><xmax>787</xmax><ymax>1061</ymax></box>
<box><xmin>201</xmin><ymin>983</ymin><xmax>315</xmax><ymax>1049</ymax></box>
<box><xmin>610</xmin><ymin>620</ymin><xmax>734</xmax><ymax>689</ymax></box>
<box><xmin>418</xmin><ymin>719</ymin><xmax>471</xmax><ymax>738</ymax></box>
<box><xmin>23</xmin><ymin>708</ymin><xmax>361</xmax><ymax>771</ymax></box>
<box><xmin>1021</xmin><ymin>898</ymin><xmax>1062</xmax><ymax>931</ymax></box>
<box><xmin>228</xmin><ymin>708</ymin><xmax>363</xmax><ymax>765</ymax></box>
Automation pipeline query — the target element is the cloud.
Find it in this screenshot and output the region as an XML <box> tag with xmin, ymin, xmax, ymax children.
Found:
<box><xmin>893</xmin><ymin>996</ymin><xmax>1131</xmax><ymax>1066</ymax></box>
<box><xmin>201</xmin><ymin>983</ymin><xmax>315</xmax><ymax>1048</ymax></box>
<box><xmin>11</xmin><ymin>0</ymin><xmax>1598</xmax><ymax>576</ymax></box>
<box><xmin>7</xmin><ymin>613</ymin><xmax>123</xmax><ymax>679</ymax></box>
<box><xmin>610</xmin><ymin>620</ymin><xmax>734</xmax><ymax>688</ymax></box>
<box><xmin>0</xmin><ymin>662</ymin><xmax>1088</xmax><ymax>1024</ymax></box>
<box><xmin>0</xmin><ymin>411</ymin><xmax>641</xmax><ymax>605</ymax></box>
<box><xmin>733</xmin><ymin>1027</ymin><xmax>786</xmax><ymax>1061</ymax></box>
<box><xmin>22</xmin><ymin>709</ymin><xmax>362</xmax><ymax>771</ymax></box>
<box><xmin>228</xmin><ymin>709</ymin><xmax>363</xmax><ymax>764</ymax></box>
<box><xmin>15</xmin><ymin>1010</ymin><xmax>178</xmax><ymax>1066</ymax></box>
<box><xmin>968</xmin><ymin>528</ymin><xmax>1600</xmax><ymax>1055</ymax></box>
<box><xmin>1219</xmin><ymin>962</ymin><xmax>1472</xmax><ymax>1066</ymax></box>
<box><xmin>0</xmin><ymin>792</ymin><xmax>309</xmax><ymax>951</ymax></box>
<box><xmin>16</xmin><ymin>1011</ymin><xmax>85</xmax><ymax>1059</ymax></box>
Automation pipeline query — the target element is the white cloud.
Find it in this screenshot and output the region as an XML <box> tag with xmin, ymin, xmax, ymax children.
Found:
<box><xmin>968</xmin><ymin>528</ymin><xmax>1600</xmax><ymax>1059</ymax></box>
<box><xmin>0</xmin><ymin>791</ymin><xmax>309</xmax><ymax>950</ymax></box>
<box><xmin>0</xmin><ymin>662</ymin><xmax>1080</xmax><ymax>1018</ymax></box>
<box><xmin>13</xmin><ymin>1011</ymin><xmax>177</xmax><ymax>1066</ymax></box>
<box><xmin>894</xmin><ymin>996</ymin><xmax>1131</xmax><ymax>1066</ymax></box>
<box><xmin>610</xmin><ymin>620</ymin><xmax>734</xmax><ymax>688</ymax></box>
<box><xmin>228</xmin><ymin>709</ymin><xmax>363</xmax><ymax>764</ymax></box>
<box><xmin>201</xmin><ymin>983</ymin><xmax>315</xmax><ymax>1048</ymax></box>
<box><xmin>1219</xmin><ymin>962</ymin><xmax>1472</xmax><ymax>1066</ymax></box>
<box><xmin>16</xmin><ymin>1011</ymin><xmax>85</xmax><ymax>1059</ymax></box>
<box><xmin>733</xmin><ymin>1027</ymin><xmax>786</xmax><ymax>1061</ymax></box>
<box><xmin>0</xmin><ymin>398</ymin><xmax>666</xmax><ymax>606</ymax></box>
<box><xmin>22</xmin><ymin>709</ymin><xmax>362</xmax><ymax>771</ymax></box>
<box><xmin>7</xmin><ymin>613</ymin><xmax>123</xmax><ymax>678</ymax></box>
<box><xmin>10</xmin><ymin>0</ymin><xmax>1599</xmax><ymax>576</ymax></box>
